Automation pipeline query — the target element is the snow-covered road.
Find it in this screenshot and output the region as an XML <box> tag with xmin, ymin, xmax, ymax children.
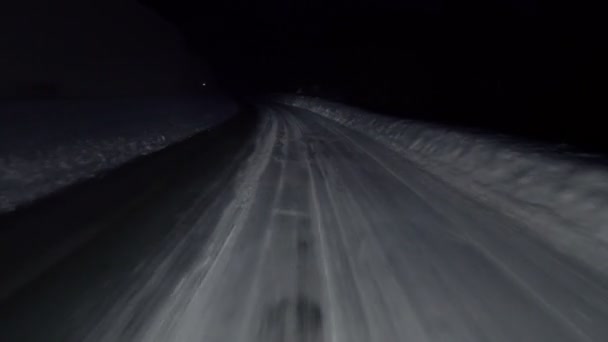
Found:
<box><xmin>2</xmin><ymin>104</ymin><xmax>608</xmax><ymax>341</ymax></box>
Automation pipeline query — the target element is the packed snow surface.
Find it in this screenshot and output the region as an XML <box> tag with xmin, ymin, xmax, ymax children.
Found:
<box><xmin>280</xmin><ymin>95</ymin><xmax>608</xmax><ymax>277</ymax></box>
<box><xmin>0</xmin><ymin>96</ymin><xmax>236</xmax><ymax>213</ymax></box>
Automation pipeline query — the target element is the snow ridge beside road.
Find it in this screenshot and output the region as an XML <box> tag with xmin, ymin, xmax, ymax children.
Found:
<box><xmin>0</xmin><ymin>96</ymin><xmax>236</xmax><ymax>213</ymax></box>
<box><xmin>280</xmin><ymin>95</ymin><xmax>608</xmax><ymax>279</ymax></box>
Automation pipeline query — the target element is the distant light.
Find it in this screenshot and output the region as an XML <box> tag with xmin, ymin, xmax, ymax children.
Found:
<box><xmin>202</xmin><ymin>82</ymin><xmax>207</xmax><ymax>87</ymax></box>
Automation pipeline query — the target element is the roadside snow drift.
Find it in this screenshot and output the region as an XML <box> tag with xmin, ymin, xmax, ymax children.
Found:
<box><xmin>0</xmin><ymin>96</ymin><xmax>236</xmax><ymax>213</ymax></box>
<box><xmin>281</xmin><ymin>95</ymin><xmax>608</xmax><ymax>278</ymax></box>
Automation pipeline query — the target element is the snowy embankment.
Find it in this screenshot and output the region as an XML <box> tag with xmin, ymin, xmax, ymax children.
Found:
<box><xmin>281</xmin><ymin>95</ymin><xmax>608</xmax><ymax>278</ymax></box>
<box><xmin>0</xmin><ymin>96</ymin><xmax>236</xmax><ymax>213</ymax></box>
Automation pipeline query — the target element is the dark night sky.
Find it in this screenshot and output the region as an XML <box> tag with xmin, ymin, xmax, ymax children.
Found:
<box><xmin>0</xmin><ymin>0</ymin><xmax>204</xmax><ymax>97</ymax></box>
<box><xmin>139</xmin><ymin>0</ymin><xmax>605</xmax><ymax>151</ymax></box>
<box><xmin>0</xmin><ymin>0</ymin><xmax>605</xmax><ymax>151</ymax></box>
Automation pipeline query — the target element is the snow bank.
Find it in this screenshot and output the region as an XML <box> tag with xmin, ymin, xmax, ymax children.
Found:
<box><xmin>0</xmin><ymin>97</ymin><xmax>236</xmax><ymax>213</ymax></box>
<box><xmin>281</xmin><ymin>95</ymin><xmax>608</xmax><ymax>277</ymax></box>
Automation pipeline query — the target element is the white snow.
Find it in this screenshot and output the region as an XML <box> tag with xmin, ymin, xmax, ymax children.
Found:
<box><xmin>280</xmin><ymin>95</ymin><xmax>608</xmax><ymax>277</ymax></box>
<box><xmin>0</xmin><ymin>96</ymin><xmax>236</xmax><ymax>213</ymax></box>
